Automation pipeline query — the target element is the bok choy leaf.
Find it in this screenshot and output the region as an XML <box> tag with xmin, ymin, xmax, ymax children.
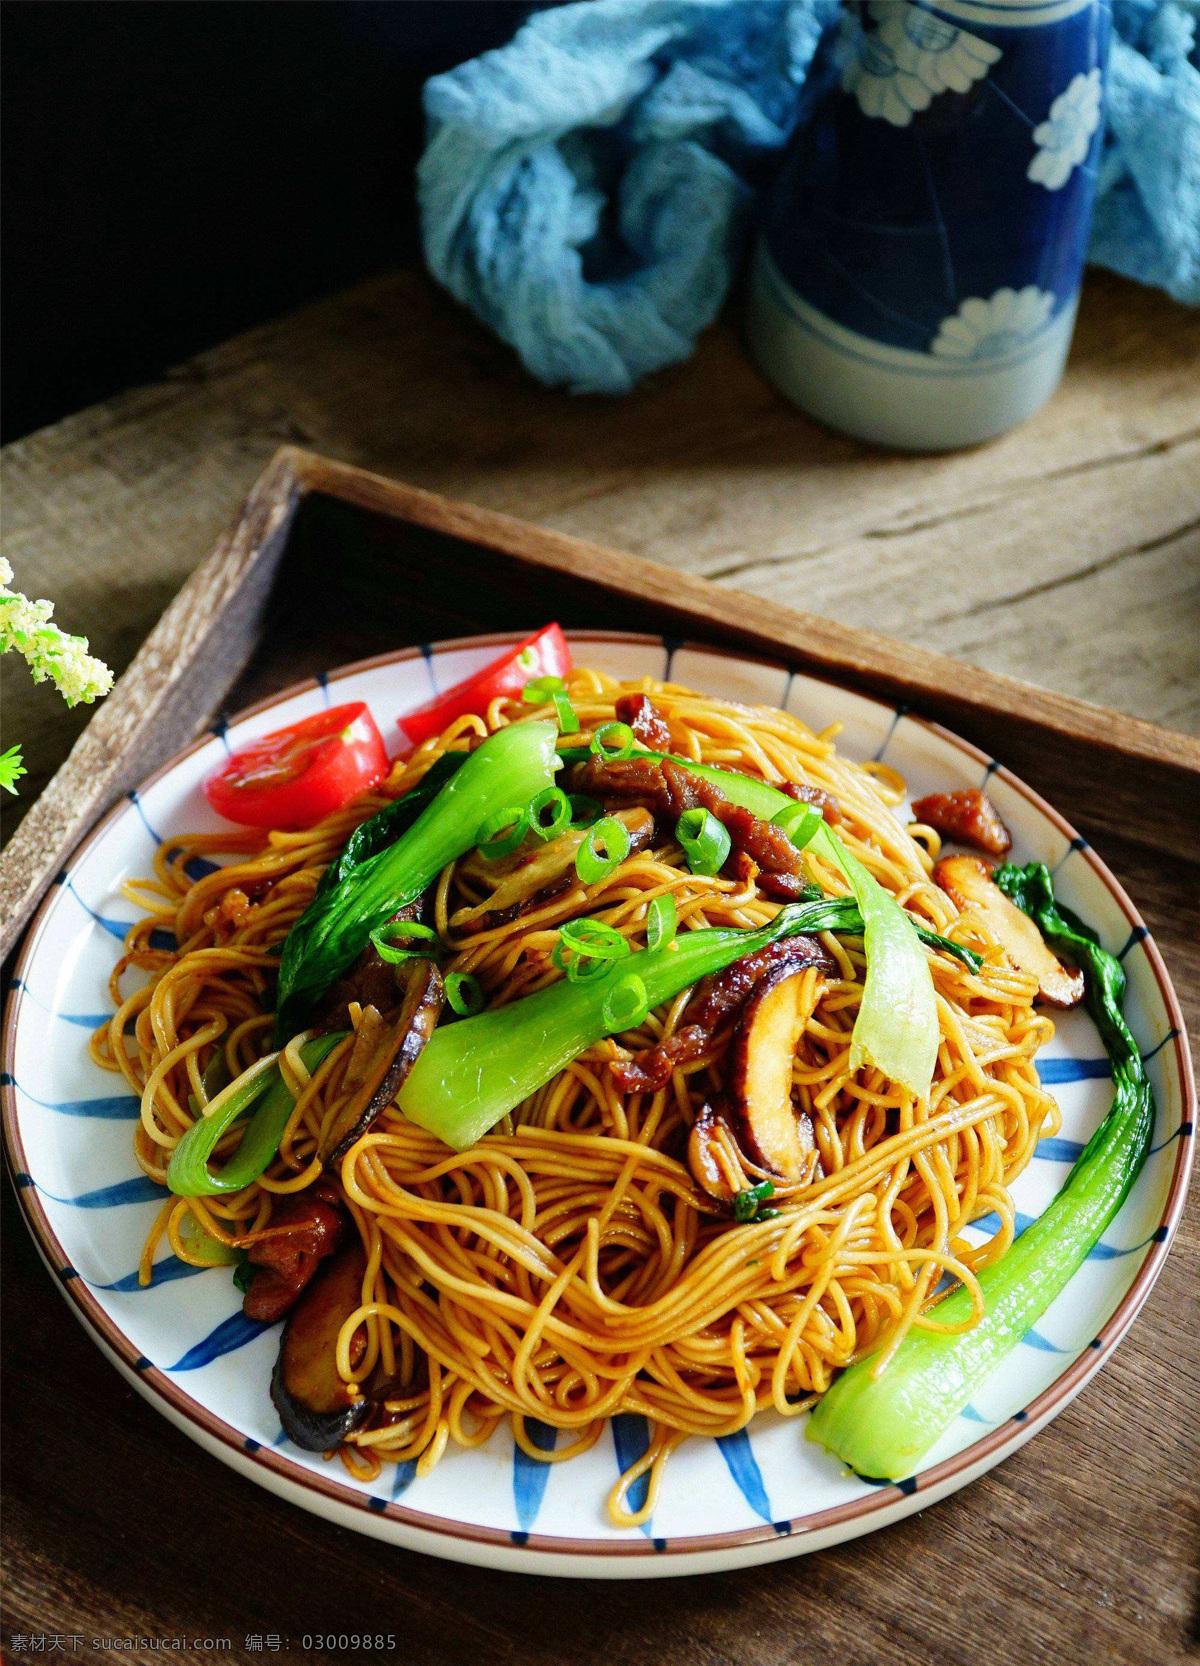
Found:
<box><xmin>275</xmin><ymin>721</ymin><xmax>558</xmax><ymax>1038</ymax></box>
<box><xmin>805</xmin><ymin>862</ymin><xmax>1155</xmax><ymax>1480</ymax></box>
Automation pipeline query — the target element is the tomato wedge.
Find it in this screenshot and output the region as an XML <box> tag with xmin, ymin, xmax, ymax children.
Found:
<box><xmin>396</xmin><ymin>624</ymin><xmax>572</xmax><ymax>753</ymax></box>
<box><xmin>204</xmin><ymin>702</ymin><xmax>388</xmax><ymax>828</ymax></box>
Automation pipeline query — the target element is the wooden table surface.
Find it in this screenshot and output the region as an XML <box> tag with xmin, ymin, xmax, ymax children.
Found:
<box><xmin>2</xmin><ymin>266</ymin><xmax>1198</xmax><ymax>1665</ymax></box>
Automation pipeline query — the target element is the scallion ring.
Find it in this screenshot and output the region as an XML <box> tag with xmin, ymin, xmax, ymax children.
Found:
<box><xmin>529</xmin><ymin>786</ymin><xmax>572</xmax><ymax>840</ymax></box>
<box><xmin>552</xmin><ymin>688</ymin><xmax>580</xmax><ymax>735</ymax></box>
<box><xmin>590</xmin><ymin>721</ymin><xmax>634</xmax><ymax>763</ymax></box>
<box><xmin>445</xmin><ymin>972</ymin><xmax>484</xmax><ymax>1017</ymax></box>
<box><xmin>568</xmin><ymin>793</ymin><xmax>604</xmax><ymax>829</ymax></box>
<box><xmin>575</xmin><ymin>815</ymin><xmax>631</xmax><ymax>884</ymax></box>
<box><xmin>553</xmin><ymin>918</ymin><xmax>630</xmax><ymax>983</ymax></box>
<box><xmin>675</xmin><ymin>807</ymin><xmax>731</xmax><ymax>876</ymax></box>
<box><xmin>771</xmin><ymin>801</ymin><xmax>822</xmax><ymax>851</ymax></box>
<box><xmin>646</xmin><ymin>893</ymin><xmax>677</xmax><ymax>951</ymax></box>
<box><xmin>521</xmin><ymin>674</ymin><xmax>566</xmax><ymax>705</ymax></box>
<box><xmin>602</xmin><ymin>972</ymin><xmax>650</xmax><ymax>1033</ymax></box>
<box><xmin>370</xmin><ymin>920</ymin><xmax>440</xmax><ymax>964</ymax></box>
<box><xmin>476</xmin><ymin>805</ymin><xmax>530</xmax><ymax>860</ymax></box>
<box><xmin>561</xmin><ymin>918</ymin><xmax>629</xmax><ymax>959</ymax></box>
<box><xmin>520</xmin><ymin>673</ymin><xmax>579</xmax><ymax>735</ymax></box>
<box><xmin>551</xmin><ymin>939</ymin><xmax>611</xmax><ymax>983</ymax></box>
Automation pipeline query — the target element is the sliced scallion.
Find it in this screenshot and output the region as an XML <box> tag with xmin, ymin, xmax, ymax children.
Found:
<box><xmin>553</xmin><ymin>690</ymin><xmax>580</xmax><ymax>735</ymax></box>
<box><xmin>646</xmin><ymin>893</ymin><xmax>677</xmax><ymax>951</ymax></box>
<box><xmin>477</xmin><ymin>805</ymin><xmax>530</xmax><ymax>860</ymax></box>
<box><xmin>521</xmin><ymin>675</ymin><xmax>580</xmax><ymax>735</ymax></box>
<box><xmin>676</xmin><ymin>807</ymin><xmax>731</xmax><ymax>876</ymax></box>
<box><xmin>521</xmin><ymin>675</ymin><xmax>565</xmax><ymax>704</ymax></box>
<box><xmin>445</xmin><ymin>971</ymin><xmax>485</xmax><ymax>1016</ymax></box>
<box><xmin>370</xmin><ymin>919</ymin><xmax>440</xmax><ymax>964</ymax></box>
<box><xmin>590</xmin><ymin>722</ymin><xmax>635</xmax><ymax>763</ymax></box>
<box><xmin>568</xmin><ymin>793</ymin><xmax>604</xmax><ymax>829</ymax></box>
<box><xmin>602</xmin><ymin>972</ymin><xmax>650</xmax><ymax>1032</ymax></box>
<box><xmin>575</xmin><ymin>815</ymin><xmax>632</xmax><ymax>884</ymax></box>
<box><xmin>552</xmin><ymin>917</ymin><xmax>631</xmax><ymax>985</ymax></box>
<box><xmin>529</xmin><ymin>786</ymin><xmax>572</xmax><ymax>840</ymax></box>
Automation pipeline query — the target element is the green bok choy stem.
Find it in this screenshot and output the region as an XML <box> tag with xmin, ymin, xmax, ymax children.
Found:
<box><xmin>560</xmin><ymin>744</ymin><xmax>940</xmax><ymax>1099</ymax></box>
<box><xmin>168</xmin><ymin>1034</ymin><xmax>345</xmax><ymax>1197</ymax></box>
<box><xmin>805</xmin><ymin>862</ymin><xmax>1155</xmax><ymax>1480</ymax></box>
<box><xmin>275</xmin><ymin>721</ymin><xmax>558</xmax><ymax>1039</ymax></box>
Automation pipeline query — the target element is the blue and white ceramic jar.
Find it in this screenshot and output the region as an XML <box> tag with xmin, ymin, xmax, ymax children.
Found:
<box><xmin>746</xmin><ymin>0</ymin><xmax>1111</xmax><ymax>450</ymax></box>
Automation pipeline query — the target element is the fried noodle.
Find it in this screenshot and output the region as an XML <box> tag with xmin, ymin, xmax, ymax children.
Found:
<box><xmin>92</xmin><ymin>668</ymin><xmax>1059</xmax><ymax>1525</ymax></box>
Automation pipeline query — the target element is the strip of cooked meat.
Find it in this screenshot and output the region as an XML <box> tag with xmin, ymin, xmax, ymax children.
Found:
<box><xmin>614</xmin><ymin>692</ymin><xmax>673</xmax><ymax>751</ymax></box>
<box><xmin>563</xmin><ymin>755</ymin><xmax>811</xmax><ymax>901</ymax></box>
<box><xmin>610</xmin><ymin>936</ymin><xmax>833</xmax><ymax>1093</ymax></box>
<box><xmin>237</xmin><ymin>1177</ymin><xmax>348</xmax><ymax>1322</ymax></box>
<box><xmin>778</xmin><ymin>777</ymin><xmax>842</xmax><ymax>828</ymax></box>
<box><xmin>912</xmin><ymin>789</ymin><xmax>1011</xmax><ymax>856</ymax></box>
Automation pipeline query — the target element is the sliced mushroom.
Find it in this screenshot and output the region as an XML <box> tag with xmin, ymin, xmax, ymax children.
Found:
<box><xmin>933</xmin><ymin>855</ymin><xmax>1083</xmax><ymax>1008</ymax></box>
<box><xmin>912</xmin><ymin>789</ymin><xmax>1011</xmax><ymax>856</ymax></box>
<box><xmin>271</xmin><ymin>1241</ymin><xmax>370</xmax><ymax>1451</ymax></box>
<box><xmin>727</xmin><ymin>961</ymin><xmax>824</xmax><ymax>1180</ymax></box>
<box><xmin>689</xmin><ymin>1099</ymin><xmax>819</xmax><ymax>1211</ymax></box>
<box><xmin>451</xmin><ymin>807</ymin><xmax>654</xmax><ymax>933</ymax></box>
<box><xmin>687</xmin><ymin>1102</ymin><xmax>741</xmax><ymax>1205</ymax></box>
<box><xmin>319</xmin><ymin>959</ymin><xmax>444</xmax><ymax>1163</ymax></box>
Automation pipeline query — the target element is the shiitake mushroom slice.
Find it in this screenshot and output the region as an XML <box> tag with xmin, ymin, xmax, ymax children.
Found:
<box><xmin>933</xmin><ymin>854</ymin><xmax>1083</xmax><ymax>1008</ymax></box>
<box><xmin>726</xmin><ymin>960</ymin><xmax>823</xmax><ymax>1181</ymax></box>
<box><xmin>319</xmin><ymin>958</ymin><xmax>444</xmax><ymax>1164</ymax></box>
<box><xmin>688</xmin><ymin>1099</ymin><xmax>819</xmax><ymax>1211</ymax></box>
<box><xmin>271</xmin><ymin>1241</ymin><xmax>370</xmax><ymax>1451</ymax></box>
<box><xmin>687</xmin><ymin>1102</ymin><xmax>741</xmax><ymax>1206</ymax></box>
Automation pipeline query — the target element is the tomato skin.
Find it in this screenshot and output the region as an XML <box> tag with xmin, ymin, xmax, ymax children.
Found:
<box><xmin>396</xmin><ymin>624</ymin><xmax>572</xmax><ymax>753</ymax></box>
<box><xmin>204</xmin><ymin>702</ymin><xmax>389</xmax><ymax>829</ymax></box>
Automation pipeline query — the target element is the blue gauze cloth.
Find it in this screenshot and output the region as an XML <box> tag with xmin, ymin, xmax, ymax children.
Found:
<box><xmin>419</xmin><ymin>0</ymin><xmax>1200</xmax><ymax>394</ymax></box>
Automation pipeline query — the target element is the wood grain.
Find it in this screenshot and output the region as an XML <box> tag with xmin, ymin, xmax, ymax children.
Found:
<box><xmin>0</xmin><ymin>449</ymin><xmax>304</xmax><ymax>958</ymax></box>
<box><xmin>2</xmin><ymin>263</ymin><xmax>1199</xmax><ymax>1666</ymax></box>
<box><xmin>4</xmin><ymin>445</ymin><xmax>1198</xmax><ymax>958</ymax></box>
<box><xmin>2</xmin><ymin>265</ymin><xmax>1197</xmax><ymax>830</ymax></box>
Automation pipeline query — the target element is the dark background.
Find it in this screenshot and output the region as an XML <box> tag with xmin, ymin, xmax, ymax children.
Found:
<box><xmin>1</xmin><ymin>0</ymin><xmax>529</xmax><ymax>443</ymax></box>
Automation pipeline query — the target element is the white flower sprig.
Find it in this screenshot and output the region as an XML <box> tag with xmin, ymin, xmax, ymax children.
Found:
<box><xmin>0</xmin><ymin>557</ymin><xmax>114</xmax><ymax>707</ymax></box>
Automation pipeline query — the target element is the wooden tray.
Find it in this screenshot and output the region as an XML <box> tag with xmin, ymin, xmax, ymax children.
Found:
<box><xmin>2</xmin><ymin>444</ymin><xmax>1198</xmax><ymax>960</ymax></box>
<box><xmin>2</xmin><ymin>445</ymin><xmax>1197</xmax><ymax>1663</ymax></box>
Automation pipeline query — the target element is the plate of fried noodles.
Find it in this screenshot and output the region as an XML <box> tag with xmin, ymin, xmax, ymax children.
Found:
<box><xmin>3</xmin><ymin>630</ymin><xmax>1192</xmax><ymax>1577</ymax></box>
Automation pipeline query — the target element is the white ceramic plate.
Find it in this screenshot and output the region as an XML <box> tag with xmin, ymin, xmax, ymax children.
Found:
<box><xmin>3</xmin><ymin>632</ymin><xmax>1193</xmax><ymax>1578</ymax></box>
